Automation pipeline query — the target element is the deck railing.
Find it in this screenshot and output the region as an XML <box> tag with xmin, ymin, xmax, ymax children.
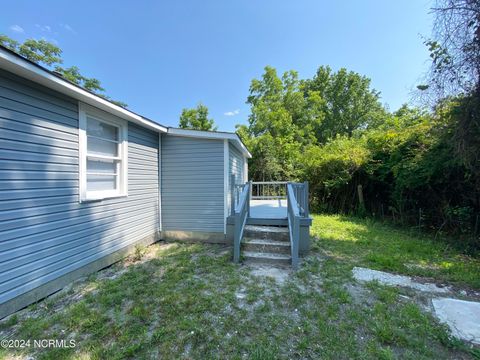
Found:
<box><xmin>231</xmin><ymin>176</ymin><xmax>250</xmax><ymax>263</ymax></box>
<box><xmin>287</xmin><ymin>182</ymin><xmax>309</xmax><ymax>269</ymax></box>
<box><xmin>289</xmin><ymin>182</ymin><xmax>309</xmax><ymax>217</ymax></box>
<box><xmin>231</xmin><ymin>182</ymin><xmax>250</xmax><ymax>216</ymax></box>
<box><xmin>251</xmin><ymin>181</ymin><xmax>288</xmax><ymax>200</ymax></box>
<box><xmin>231</xmin><ymin>179</ymin><xmax>309</xmax><ymax>268</ymax></box>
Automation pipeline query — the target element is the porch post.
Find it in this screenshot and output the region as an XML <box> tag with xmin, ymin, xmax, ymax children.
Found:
<box><xmin>304</xmin><ymin>181</ymin><xmax>309</xmax><ymax>217</ymax></box>
<box><xmin>230</xmin><ymin>174</ymin><xmax>236</xmax><ymax>215</ymax></box>
<box><xmin>247</xmin><ymin>181</ymin><xmax>252</xmax><ymax>217</ymax></box>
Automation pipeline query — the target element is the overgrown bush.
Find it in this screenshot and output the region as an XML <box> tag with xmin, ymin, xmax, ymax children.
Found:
<box><xmin>297</xmin><ymin>101</ymin><xmax>479</xmax><ymax>251</ymax></box>
<box><xmin>238</xmin><ymin>64</ymin><xmax>479</xmax><ymax>251</ymax></box>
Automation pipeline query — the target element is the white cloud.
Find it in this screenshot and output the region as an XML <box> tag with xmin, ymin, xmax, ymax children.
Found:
<box><xmin>35</xmin><ymin>24</ymin><xmax>51</xmax><ymax>32</ymax></box>
<box><xmin>9</xmin><ymin>24</ymin><xmax>24</xmax><ymax>33</ymax></box>
<box><xmin>41</xmin><ymin>36</ymin><xmax>59</xmax><ymax>45</ymax></box>
<box><xmin>224</xmin><ymin>109</ymin><xmax>240</xmax><ymax>116</ymax></box>
<box><xmin>60</xmin><ymin>23</ymin><xmax>76</xmax><ymax>34</ymax></box>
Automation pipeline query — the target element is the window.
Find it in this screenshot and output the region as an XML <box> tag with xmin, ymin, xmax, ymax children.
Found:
<box><xmin>79</xmin><ymin>103</ymin><xmax>128</xmax><ymax>201</ymax></box>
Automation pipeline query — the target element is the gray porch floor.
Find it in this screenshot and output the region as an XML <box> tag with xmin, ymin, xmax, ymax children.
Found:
<box><xmin>250</xmin><ymin>199</ymin><xmax>287</xmax><ymax>219</ymax></box>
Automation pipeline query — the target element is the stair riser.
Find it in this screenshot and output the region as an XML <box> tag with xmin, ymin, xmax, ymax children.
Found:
<box><xmin>243</xmin><ymin>256</ymin><xmax>291</xmax><ymax>266</ymax></box>
<box><xmin>243</xmin><ymin>230</ymin><xmax>289</xmax><ymax>242</ymax></box>
<box><xmin>243</xmin><ymin>243</ymin><xmax>290</xmax><ymax>254</ymax></box>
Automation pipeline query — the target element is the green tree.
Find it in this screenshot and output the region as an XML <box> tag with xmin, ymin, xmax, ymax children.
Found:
<box><xmin>0</xmin><ymin>35</ymin><xmax>19</xmax><ymax>51</ymax></box>
<box><xmin>178</xmin><ymin>103</ymin><xmax>217</xmax><ymax>131</ymax></box>
<box><xmin>240</xmin><ymin>65</ymin><xmax>385</xmax><ymax>181</ymax></box>
<box><xmin>302</xmin><ymin>66</ymin><xmax>385</xmax><ymax>142</ymax></box>
<box><xmin>0</xmin><ymin>34</ymin><xmax>127</xmax><ymax>107</ymax></box>
<box><xmin>241</xmin><ymin>67</ymin><xmax>304</xmax><ymax>180</ymax></box>
<box><xmin>246</xmin><ymin>66</ymin><xmax>320</xmax><ymax>145</ymax></box>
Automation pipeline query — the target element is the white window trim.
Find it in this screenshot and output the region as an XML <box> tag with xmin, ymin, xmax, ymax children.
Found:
<box><xmin>79</xmin><ymin>102</ymin><xmax>128</xmax><ymax>202</ymax></box>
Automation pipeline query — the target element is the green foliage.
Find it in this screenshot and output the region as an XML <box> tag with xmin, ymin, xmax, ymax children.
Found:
<box><xmin>241</xmin><ymin>67</ymin><xmax>304</xmax><ymax>180</ymax></box>
<box><xmin>303</xmin><ymin>100</ymin><xmax>479</xmax><ymax>247</ymax></box>
<box><xmin>303</xmin><ymin>66</ymin><xmax>386</xmax><ymax>141</ymax></box>
<box><xmin>302</xmin><ymin>136</ymin><xmax>371</xmax><ymax>196</ymax></box>
<box><xmin>1</xmin><ymin>36</ymin><xmax>62</xmax><ymax>66</ymax></box>
<box><xmin>240</xmin><ymin>64</ymin><xmax>479</xmax><ymax>246</ymax></box>
<box><xmin>53</xmin><ymin>65</ymin><xmax>104</xmax><ymax>93</ymax></box>
<box><xmin>178</xmin><ymin>103</ymin><xmax>217</xmax><ymax>131</ymax></box>
<box><xmin>133</xmin><ymin>244</ymin><xmax>147</xmax><ymax>261</ymax></box>
<box><xmin>0</xmin><ymin>34</ymin><xmax>127</xmax><ymax>107</ymax></box>
<box><xmin>18</xmin><ymin>38</ymin><xmax>63</xmax><ymax>66</ymax></box>
<box><xmin>241</xmin><ymin>65</ymin><xmax>385</xmax><ymax>182</ymax></box>
<box><xmin>0</xmin><ymin>34</ymin><xmax>19</xmax><ymax>50</ymax></box>
<box><xmin>311</xmin><ymin>213</ymin><xmax>480</xmax><ymax>288</ymax></box>
<box><xmin>2</xmin><ymin>236</ymin><xmax>476</xmax><ymax>359</ymax></box>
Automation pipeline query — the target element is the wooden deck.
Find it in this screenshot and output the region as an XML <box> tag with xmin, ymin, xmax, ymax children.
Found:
<box><xmin>249</xmin><ymin>199</ymin><xmax>287</xmax><ymax>219</ymax></box>
<box><xmin>248</xmin><ymin>199</ymin><xmax>288</xmax><ymax>226</ymax></box>
<box><xmin>231</xmin><ymin>181</ymin><xmax>311</xmax><ymax>268</ymax></box>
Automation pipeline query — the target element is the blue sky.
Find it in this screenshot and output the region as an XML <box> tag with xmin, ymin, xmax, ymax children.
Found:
<box><xmin>3</xmin><ymin>1</ymin><xmax>433</xmax><ymax>131</ymax></box>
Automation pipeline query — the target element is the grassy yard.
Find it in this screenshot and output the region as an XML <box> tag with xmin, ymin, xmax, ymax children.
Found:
<box><xmin>1</xmin><ymin>215</ymin><xmax>479</xmax><ymax>359</ymax></box>
<box><xmin>312</xmin><ymin>214</ymin><xmax>480</xmax><ymax>289</ymax></box>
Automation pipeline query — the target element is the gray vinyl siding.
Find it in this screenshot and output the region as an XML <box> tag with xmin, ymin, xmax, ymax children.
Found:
<box><xmin>229</xmin><ymin>143</ymin><xmax>244</xmax><ymax>184</ymax></box>
<box><xmin>0</xmin><ymin>69</ymin><xmax>160</xmax><ymax>305</ymax></box>
<box><xmin>161</xmin><ymin>135</ymin><xmax>224</xmax><ymax>232</ymax></box>
<box><xmin>227</xmin><ymin>143</ymin><xmax>246</xmax><ymax>215</ymax></box>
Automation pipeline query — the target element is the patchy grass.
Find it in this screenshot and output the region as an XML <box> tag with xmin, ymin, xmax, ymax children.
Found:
<box><xmin>0</xmin><ymin>216</ymin><xmax>479</xmax><ymax>359</ymax></box>
<box><xmin>312</xmin><ymin>214</ymin><xmax>480</xmax><ymax>289</ymax></box>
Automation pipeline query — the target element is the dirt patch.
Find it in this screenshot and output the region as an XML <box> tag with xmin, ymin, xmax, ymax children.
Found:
<box><xmin>0</xmin><ymin>242</ymin><xmax>173</xmax><ymax>336</ymax></box>
<box><xmin>235</xmin><ymin>287</ymin><xmax>247</xmax><ymax>300</ymax></box>
<box><xmin>248</xmin><ymin>265</ymin><xmax>291</xmax><ymax>284</ymax></box>
<box><xmin>122</xmin><ymin>242</ymin><xmax>176</xmax><ymax>267</ymax></box>
<box><xmin>345</xmin><ymin>282</ymin><xmax>375</xmax><ymax>306</ymax></box>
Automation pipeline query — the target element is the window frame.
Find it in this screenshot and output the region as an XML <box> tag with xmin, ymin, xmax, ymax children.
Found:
<box><xmin>79</xmin><ymin>103</ymin><xmax>128</xmax><ymax>202</ymax></box>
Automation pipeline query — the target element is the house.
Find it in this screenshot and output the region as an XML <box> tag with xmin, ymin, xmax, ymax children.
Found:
<box><xmin>0</xmin><ymin>45</ymin><xmax>251</xmax><ymax>318</ymax></box>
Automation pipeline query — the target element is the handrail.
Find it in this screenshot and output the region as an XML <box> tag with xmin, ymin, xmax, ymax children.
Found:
<box><xmin>287</xmin><ymin>181</ymin><xmax>309</xmax><ymax>269</ymax></box>
<box><xmin>289</xmin><ymin>182</ymin><xmax>309</xmax><ymax>217</ymax></box>
<box><xmin>232</xmin><ymin>177</ymin><xmax>251</xmax><ymax>263</ymax></box>
<box><xmin>251</xmin><ymin>181</ymin><xmax>288</xmax><ymax>185</ymax></box>
<box><xmin>251</xmin><ymin>181</ymin><xmax>287</xmax><ymax>200</ymax></box>
<box><xmin>232</xmin><ymin>178</ymin><xmax>309</xmax><ymax>268</ymax></box>
<box><xmin>231</xmin><ymin>182</ymin><xmax>249</xmax><ymax>215</ymax></box>
<box><xmin>287</xmin><ymin>184</ymin><xmax>300</xmax><ymax>269</ymax></box>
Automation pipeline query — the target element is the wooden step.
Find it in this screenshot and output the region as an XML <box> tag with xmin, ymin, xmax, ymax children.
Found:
<box><xmin>243</xmin><ymin>225</ymin><xmax>289</xmax><ymax>242</ymax></box>
<box><xmin>243</xmin><ymin>251</ymin><xmax>291</xmax><ymax>266</ymax></box>
<box><xmin>246</xmin><ymin>218</ymin><xmax>288</xmax><ymax>226</ymax></box>
<box><xmin>243</xmin><ymin>239</ymin><xmax>291</xmax><ymax>254</ymax></box>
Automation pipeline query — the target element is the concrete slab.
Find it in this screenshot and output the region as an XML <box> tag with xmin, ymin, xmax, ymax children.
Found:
<box><xmin>352</xmin><ymin>267</ymin><xmax>451</xmax><ymax>293</ymax></box>
<box><xmin>432</xmin><ymin>298</ymin><xmax>480</xmax><ymax>344</ymax></box>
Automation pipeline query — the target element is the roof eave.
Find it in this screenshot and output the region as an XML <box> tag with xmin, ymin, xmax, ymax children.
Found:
<box><xmin>0</xmin><ymin>47</ymin><xmax>168</xmax><ymax>133</ymax></box>
<box><xmin>167</xmin><ymin>127</ymin><xmax>252</xmax><ymax>158</ymax></box>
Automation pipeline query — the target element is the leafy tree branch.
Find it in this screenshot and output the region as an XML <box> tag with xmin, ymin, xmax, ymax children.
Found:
<box><xmin>0</xmin><ymin>34</ymin><xmax>127</xmax><ymax>108</ymax></box>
